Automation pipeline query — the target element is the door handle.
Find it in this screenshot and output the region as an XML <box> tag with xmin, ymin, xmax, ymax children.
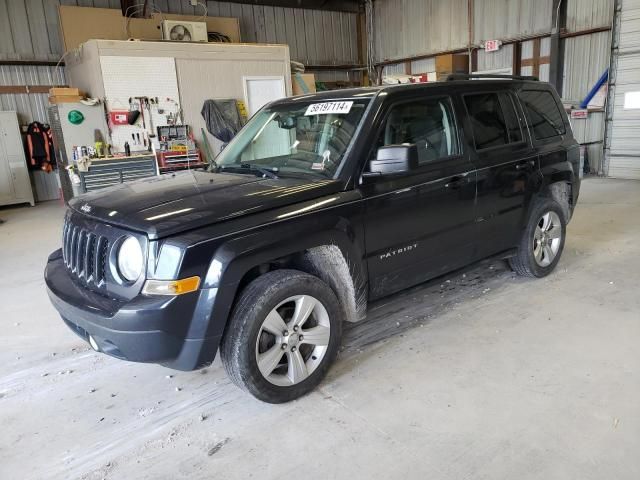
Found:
<box><xmin>445</xmin><ymin>176</ymin><xmax>466</xmax><ymax>188</ymax></box>
<box><xmin>515</xmin><ymin>160</ymin><xmax>535</xmax><ymax>170</ymax></box>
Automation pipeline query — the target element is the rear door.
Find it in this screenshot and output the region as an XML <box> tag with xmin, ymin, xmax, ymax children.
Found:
<box><xmin>518</xmin><ymin>88</ymin><xmax>578</xmax><ymax>192</ymax></box>
<box><xmin>360</xmin><ymin>91</ymin><xmax>478</xmax><ymax>299</ymax></box>
<box><xmin>462</xmin><ymin>87</ymin><xmax>537</xmax><ymax>259</ymax></box>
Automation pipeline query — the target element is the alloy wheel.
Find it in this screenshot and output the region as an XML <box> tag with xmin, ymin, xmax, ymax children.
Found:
<box><xmin>255</xmin><ymin>295</ymin><xmax>331</xmax><ymax>386</ymax></box>
<box><xmin>532</xmin><ymin>211</ymin><xmax>562</xmax><ymax>267</ymax></box>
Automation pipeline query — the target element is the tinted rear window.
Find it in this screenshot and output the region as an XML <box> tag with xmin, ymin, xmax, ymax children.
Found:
<box><xmin>464</xmin><ymin>93</ymin><xmax>509</xmax><ymax>149</ymax></box>
<box><xmin>519</xmin><ymin>90</ymin><xmax>566</xmax><ymax>139</ymax></box>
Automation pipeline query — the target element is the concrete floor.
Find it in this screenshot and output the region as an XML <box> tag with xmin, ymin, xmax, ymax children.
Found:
<box><xmin>0</xmin><ymin>177</ymin><xmax>638</xmax><ymax>480</ymax></box>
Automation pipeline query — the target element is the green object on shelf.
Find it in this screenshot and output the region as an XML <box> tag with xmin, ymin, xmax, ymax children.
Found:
<box><xmin>67</xmin><ymin>110</ymin><xmax>85</xmax><ymax>125</ymax></box>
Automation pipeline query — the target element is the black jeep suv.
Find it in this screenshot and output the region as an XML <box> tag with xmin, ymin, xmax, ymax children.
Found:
<box><xmin>46</xmin><ymin>77</ymin><xmax>580</xmax><ymax>403</ymax></box>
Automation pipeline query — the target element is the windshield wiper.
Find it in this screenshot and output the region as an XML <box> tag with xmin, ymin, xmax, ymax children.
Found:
<box><xmin>239</xmin><ymin>163</ymin><xmax>279</xmax><ymax>179</ymax></box>
<box><xmin>219</xmin><ymin>163</ymin><xmax>278</xmax><ymax>180</ymax></box>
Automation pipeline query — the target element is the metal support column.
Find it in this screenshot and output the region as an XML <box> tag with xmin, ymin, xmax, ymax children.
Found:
<box><xmin>549</xmin><ymin>0</ymin><xmax>567</xmax><ymax>94</ymax></box>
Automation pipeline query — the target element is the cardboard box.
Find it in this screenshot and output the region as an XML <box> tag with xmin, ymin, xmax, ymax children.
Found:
<box><xmin>49</xmin><ymin>95</ymin><xmax>83</xmax><ymax>104</ymax></box>
<box><xmin>435</xmin><ymin>54</ymin><xmax>469</xmax><ymax>74</ymax></box>
<box><xmin>58</xmin><ymin>6</ymin><xmax>241</xmax><ymax>52</ymax></box>
<box><xmin>49</xmin><ymin>87</ymin><xmax>80</xmax><ymax>96</ymax></box>
<box><xmin>292</xmin><ymin>73</ymin><xmax>316</xmax><ymax>96</ymax></box>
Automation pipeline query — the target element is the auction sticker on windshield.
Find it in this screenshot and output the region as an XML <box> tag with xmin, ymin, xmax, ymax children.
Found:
<box><xmin>305</xmin><ymin>101</ymin><xmax>353</xmax><ymax>116</ymax></box>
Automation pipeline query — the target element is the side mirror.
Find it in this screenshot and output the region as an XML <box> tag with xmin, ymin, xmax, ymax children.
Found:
<box><xmin>366</xmin><ymin>144</ymin><xmax>419</xmax><ymax>176</ymax></box>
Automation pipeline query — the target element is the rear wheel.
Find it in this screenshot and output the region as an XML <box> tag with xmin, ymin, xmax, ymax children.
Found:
<box><xmin>510</xmin><ymin>198</ymin><xmax>566</xmax><ymax>278</ymax></box>
<box><xmin>220</xmin><ymin>269</ymin><xmax>343</xmax><ymax>403</ymax></box>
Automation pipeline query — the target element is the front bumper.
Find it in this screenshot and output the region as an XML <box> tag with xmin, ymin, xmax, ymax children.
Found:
<box><xmin>45</xmin><ymin>249</ymin><xmax>220</xmax><ymax>370</ymax></box>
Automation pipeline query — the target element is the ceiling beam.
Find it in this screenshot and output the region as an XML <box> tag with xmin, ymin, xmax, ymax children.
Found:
<box><xmin>205</xmin><ymin>0</ymin><xmax>360</xmax><ymax>13</ymax></box>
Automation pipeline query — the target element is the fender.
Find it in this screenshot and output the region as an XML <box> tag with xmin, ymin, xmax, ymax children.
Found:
<box><xmin>174</xmin><ymin>193</ymin><xmax>367</xmax><ymax>362</ymax></box>
<box><xmin>510</xmin><ymin>153</ymin><xmax>576</xmax><ymax>237</ymax></box>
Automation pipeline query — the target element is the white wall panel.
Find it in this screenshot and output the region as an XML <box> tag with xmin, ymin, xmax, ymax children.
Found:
<box><xmin>177</xmin><ymin>56</ymin><xmax>289</xmax><ymax>155</ymax></box>
<box><xmin>100</xmin><ymin>56</ymin><xmax>180</xmax><ymax>154</ymax></box>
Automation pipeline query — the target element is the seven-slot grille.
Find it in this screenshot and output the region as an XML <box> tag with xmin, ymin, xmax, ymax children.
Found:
<box><xmin>62</xmin><ymin>219</ymin><xmax>109</xmax><ymax>288</ymax></box>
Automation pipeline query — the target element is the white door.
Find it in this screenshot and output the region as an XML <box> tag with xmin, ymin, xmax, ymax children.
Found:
<box><xmin>243</xmin><ymin>76</ymin><xmax>286</xmax><ymax>117</ymax></box>
<box><xmin>0</xmin><ymin>112</ymin><xmax>34</xmax><ymax>206</ymax></box>
<box><xmin>607</xmin><ymin>0</ymin><xmax>640</xmax><ymax>179</ymax></box>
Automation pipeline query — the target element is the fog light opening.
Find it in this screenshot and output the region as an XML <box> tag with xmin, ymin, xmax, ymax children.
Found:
<box><xmin>89</xmin><ymin>335</ymin><xmax>100</xmax><ymax>352</ymax></box>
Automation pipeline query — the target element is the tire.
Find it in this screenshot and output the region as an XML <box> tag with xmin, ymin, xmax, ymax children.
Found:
<box><xmin>509</xmin><ymin>198</ymin><xmax>567</xmax><ymax>278</ymax></box>
<box><xmin>220</xmin><ymin>269</ymin><xmax>343</xmax><ymax>403</ymax></box>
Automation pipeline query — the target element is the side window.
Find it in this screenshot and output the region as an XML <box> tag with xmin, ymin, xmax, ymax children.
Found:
<box><xmin>464</xmin><ymin>93</ymin><xmax>509</xmax><ymax>150</ymax></box>
<box><xmin>518</xmin><ymin>90</ymin><xmax>566</xmax><ymax>139</ymax></box>
<box><xmin>376</xmin><ymin>97</ymin><xmax>459</xmax><ymax>165</ymax></box>
<box><xmin>500</xmin><ymin>93</ymin><xmax>523</xmax><ymax>143</ymax></box>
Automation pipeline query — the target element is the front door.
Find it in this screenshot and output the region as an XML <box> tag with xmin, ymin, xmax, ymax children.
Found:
<box><xmin>359</xmin><ymin>94</ymin><xmax>477</xmax><ymax>299</ymax></box>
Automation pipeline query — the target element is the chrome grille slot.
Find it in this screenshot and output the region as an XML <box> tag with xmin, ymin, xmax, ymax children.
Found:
<box><xmin>69</xmin><ymin>226</ymin><xmax>79</xmax><ymax>272</ymax></box>
<box><xmin>96</xmin><ymin>236</ymin><xmax>109</xmax><ymax>286</ymax></box>
<box><xmin>75</xmin><ymin>230</ymin><xmax>86</xmax><ymax>276</ymax></box>
<box><xmin>61</xmin><ymin>218</ymin><xmax>109</xmax><ymax>289</ymax></box>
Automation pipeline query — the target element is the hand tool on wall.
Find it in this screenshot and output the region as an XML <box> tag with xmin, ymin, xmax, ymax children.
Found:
<box><xmin>134</xmin><ymin>97</ymin><xmax>149</xmax><ymax>130</ymax></box>
<box><xmin>145</xmin><ymin>97</ymin><xmax>155</xmax><ymax>137</ymax></box>
<box><xmin>127</xmin><ymin>97</ymin><xmax>141</xmax><ymax>125</ymax></box>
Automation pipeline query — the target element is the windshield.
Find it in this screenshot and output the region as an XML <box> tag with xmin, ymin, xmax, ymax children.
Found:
<box><xmin>215</xmin><ymin>99</ymin><xmax>370</xmax><ymax>178</ymax></box>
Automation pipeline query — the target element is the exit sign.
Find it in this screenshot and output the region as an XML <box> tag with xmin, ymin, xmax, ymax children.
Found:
<box><xmin>484</xmin><ymin>39</ymin><xmax>501</xmax><ymax>52</ymax></box>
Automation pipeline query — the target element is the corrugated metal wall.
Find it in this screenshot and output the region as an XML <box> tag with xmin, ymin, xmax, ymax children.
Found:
<box><xmin>374</xmin><ymin>0</ymin><xmax>469</xmax><ymax>62</ymax></box>
<box><xmin>561</xmin><ymin>31</ymin><xmax>610</xmax><ymax>173</ymax></box>
<box><xmin>0</xmin><ymin>0</ymin><xmax>358</xmax><ymax>65</ymax></box>
<box><xmin>476</xmin><ymin>44</ymin><xmax>514</xmax><ymax>71</ymax></box>
<box><xmin>0</xmin><ymin>0</ymin><xmax>359</xmax><ymax>126</ymax></box>
<box><xmin>0</xmin><ymin>0</ymin><xmax>121</xmax><ymax>61</ymax></box>
<box><xmin>607</xmin><ymin>0</ymin><xmax>640</xmax><ymax>179</ymax></box>
<box><xmin>0</xmin><ymin>65</ymin><xmax>66</xmax><ymax>124</ymax></box>
<box><xmin>473</xmin><ymin>0</ymin><xmax>552</xmax><ymax>43</ymax></box>
<box><xmin>373</xmin><ymin>0</ymin><xmax>614</xmax><ymax>175</ymax></box>
<box><xmin>566</xmin><ymin>0</ymin><xmax>615</xmax><ymax>30</ymax></box>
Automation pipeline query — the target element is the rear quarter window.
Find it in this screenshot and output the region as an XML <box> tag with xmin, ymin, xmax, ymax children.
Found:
<box><xmin>519</xmin><ymin>90</ymin><xmax>566</xmax><ymax>140</ymax></box>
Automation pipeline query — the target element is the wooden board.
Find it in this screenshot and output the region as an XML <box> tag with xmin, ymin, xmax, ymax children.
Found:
<box><xmin>58</xmin><ymin>6</ymin><xmax>241</xmax><ymax>53</ymax></box>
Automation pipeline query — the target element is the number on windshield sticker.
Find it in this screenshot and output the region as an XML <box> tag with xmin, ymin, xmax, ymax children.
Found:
<box><xmin>305</xmin><ymin>101</ymin><xmax>353</xmax><ymax>116</ymax></box>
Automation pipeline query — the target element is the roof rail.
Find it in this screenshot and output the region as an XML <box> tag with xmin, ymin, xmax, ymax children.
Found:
<box><xmin>446</xmin><ymin>73</ymin><xmax>539</xmax><ymax>82</ymax></box>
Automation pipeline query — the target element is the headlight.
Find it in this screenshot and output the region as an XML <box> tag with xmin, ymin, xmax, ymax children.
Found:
<box><xmin>117</xmin><ymin>236</ymin><xmax>144</xmax><ymax>282</ymax></box>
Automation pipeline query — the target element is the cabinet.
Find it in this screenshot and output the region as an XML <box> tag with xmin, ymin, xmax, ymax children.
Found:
<box><xmin>0</xmin><ymin>112</ymin><xmax>35</xmax><ymax>207</ymax></box>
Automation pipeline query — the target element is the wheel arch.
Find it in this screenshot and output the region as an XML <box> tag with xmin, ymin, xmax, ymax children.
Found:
<box><xmin>198</xmin><ymin>221</ymin><xmax>367</xmax><ymax>343</ymax></box>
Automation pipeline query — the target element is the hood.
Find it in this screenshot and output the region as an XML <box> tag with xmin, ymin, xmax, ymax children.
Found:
<box><xmin>69</xmin><ymin>170</ymin><xmax>341</xmax><ymax>239</ymax></box>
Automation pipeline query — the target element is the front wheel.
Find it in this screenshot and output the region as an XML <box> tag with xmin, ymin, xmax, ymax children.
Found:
<box><xmin>510</xmin><ymin>198</ymin><xmax>566</xmax><ymax>277</ymax></box>
<box><xmin>220</xmin><ymin>270</ymin><xmax>343</xmax><ymax>403</ymax></box>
